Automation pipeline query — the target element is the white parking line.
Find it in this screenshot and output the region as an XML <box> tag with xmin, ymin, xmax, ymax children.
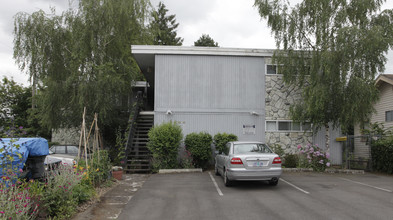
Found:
<box><xmin>208</xmin><ymin>172</ymin><xmax>224</xmax><ymax>196</ymax></box>
<box><xmin>281</xmin><ymin>178</ymin><xmax>310</xmax><ymax>194</ymax></box>
<box><xmin>340</xmin><ymin>177</ymin><xmax>393</xmax><ymax>193</ymax></box>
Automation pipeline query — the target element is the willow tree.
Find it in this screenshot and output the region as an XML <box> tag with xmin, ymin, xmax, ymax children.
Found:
<box><xmin>14</xmin><ymin>0</ymin><xmax>152</xmax><ymax>140</ymax></box>
<box><xmin>254</xmin><ymin>0</ymin><xmax>393</xmax><ymax>151</ymax></box>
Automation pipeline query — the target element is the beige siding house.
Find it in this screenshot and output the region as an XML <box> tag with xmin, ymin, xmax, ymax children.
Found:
<box><xmin>354</xmin><ymin>74</ymin><xmax>393</xmax><ymax>159</ymax></box>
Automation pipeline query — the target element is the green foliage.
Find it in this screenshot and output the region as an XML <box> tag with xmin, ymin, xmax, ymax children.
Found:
<box><xmin>371</xmin><ymin>136</ymin><xmax>393</xmax><ymax>174</ymax></box>
<box><xmin>185</xmin><ymin>132</ymin><xmax>213</xmax><ymax>169</ymax></box>
<box><xmin>269</xmin><ymin>143</ymin><xmax>285</xmax><ymax>158</ymax></box>
<box><xmin>78</xmin><ymin>150</ymin><xmax>112</xmax><ymax>187</ymax></box>
<box><xmin>0</xmin><ymin>77</ymin><xmax>50</xmax><ymax>139</ymax></box>
<box><xmin>149</xmin><ymin>1</ymin><xmax>183</xmax><ymax>45</ymax></box>
<box><xmin>254</xmin><ymin>0</ymin><xmax>393</xmax><ymax>134</ymax></box>
<box><xmin>213</xmin><ymin>133</ymin><xmax>238</xmax><ymax>154</ymax></box>
<box><xmin>283</xmin><ymin>154</ymin><xmax>298</xmax><ymax>168</ymax></box>
<box><xmin>194</xmin><ymin>34</ymin><xmax>219</xmax><ymax>47</ymax></box>
<box><xmin>147</xmin><ymin>121</ymin><xmax>183</xmax><ymax>171</ymax></box>
<box><xmin>13</xmin><ymin>0</ymin><xmax>152</xmax><ymax>137</ymax></box>
<box><xmin>110</xmin><ymin>129</ymin><xmax>126</xmax><ymax>166</ymax></box>
<box><xmin>40</xmin><ymin>164</ymin><xmax>85</xmax><ymax>219</ymax></box>
<box><xmin>180</xmin><ymin>150</ymin><xmax>194</xmax><ymax>169</ymax></box>
<box><xmin>362</xmin><ymin>122</ymin><xmax>393</xmax><ymax>136</ymax></box>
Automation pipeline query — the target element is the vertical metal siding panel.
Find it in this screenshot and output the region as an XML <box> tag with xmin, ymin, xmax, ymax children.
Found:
<box><xmin>155</xmin><ymin>55</ymin><xmax>265</xmax><ymax>111</ymax></box>
<box><xmin>154</xmin><ymin>55</ymin><xmax>265</xmax><ymax>142</ymax></box>
<box><xmin>313</xmin><ymin>123</ymin><xmax>342</xmax><ymax>165</ymax></box>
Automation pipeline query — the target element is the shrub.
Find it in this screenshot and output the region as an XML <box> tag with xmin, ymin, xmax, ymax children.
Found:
<box><xmin>283</xmin><ymin>154</ymin><xmax>298</xmax><ymax>168</ymax></box>
<box><xmin>185</xmin><ymin>132</ymin><xmax>213</xmax><ymax>169</ymax></box>
<box><xmin>297</xmin><ymin>144</ymin><xmax>330</xmax><ymax>172</ymax></box>
<box><xmin>147</xmin><ymin>121</ymin><xmax>183</xmax><ymax>171</ymax></box>
<box><xmin>40</xmin><ymin>164</ymin><xmax>85</xmax><ymax>219</ymax></box>
<box><xmin>269</xmin><ymin>144</ymin><xmax>285</xmax><ymax>158</ymax></box>
<box><xmin>78</xmin><ymin>150</ymin><xmax>112</xmax><ymax>187</ymax></box>
<box><xmin>213</xmin><ymin>133</ymin><xmax>238</xmax><ymax>154</ymax></box>
<box><xmin>371</xmin><ymin>136</ymin><xmax>393</xmax><ymax>174</ymax></box>
<box><xmin>0</xmin><ymin>179</ymin><xmax>39</xmax><ymax>219</ymax></box>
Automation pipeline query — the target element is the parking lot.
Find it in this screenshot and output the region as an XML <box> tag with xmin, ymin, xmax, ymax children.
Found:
<box><xmin>118</xmin><ymin>172</ymin><xmax>393</xmax><ymax>220</ymax></box>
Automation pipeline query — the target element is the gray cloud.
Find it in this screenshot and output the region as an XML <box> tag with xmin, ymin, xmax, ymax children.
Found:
<box><xmin>1</xmin><ymin>0</ymin><xmax>393</xmax><ymax>86</ymax></box>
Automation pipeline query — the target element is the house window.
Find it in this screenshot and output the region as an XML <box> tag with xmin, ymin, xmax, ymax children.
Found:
<box><xmin>291</xmin><ymin>122</ymin><xmax>301</xmax><ymax>131</ymax></box>
<box><xmin>386</xmin><ymin>111</ymin><xmax>393</xmax><ymax>122</ymax></box>
<box><xmin>266</xmin><ymin>121</ymin><xmax>277</xmax><ymax>131</ymax></box>
<box><xmin>278</xmin><ymin>121</ymin><xmax>291</xmax><ymax>131</ymax></box>
<box><xmin>266</xmin><ymin>65</ymin><xmax>277</xmax><ymax>74</ymax></box>
<box><xmin>266</xmin><ymin>120</ymin><xmax>312</xmax><ymax>132</ymax></box>
<box><xmin>302</xmin><ymin>122</ymin><xmax>312</xmax><ymax>131</ymax></box>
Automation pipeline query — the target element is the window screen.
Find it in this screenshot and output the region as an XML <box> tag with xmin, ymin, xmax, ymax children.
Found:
<box><xmin>386</xmin><ymin>111</ymin><xmax>393</xmax><ymax>122</ymax></box>
<box><xmin>278</xmin><ymin>121</ymin><xmax>290</xmax><ymax>131</ymax></box>
<box><xmin>266</xmin><ymin>121</ymin><xmax>277</xmax><ymax>131</ymax></box>
<box><xmin>266</xmin><ymin>65</ymin><xmax>277</xmax><ymax>74</ymax></box>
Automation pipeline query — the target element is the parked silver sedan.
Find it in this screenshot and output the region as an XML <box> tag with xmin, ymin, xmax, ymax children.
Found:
<box><xmin>215</xmin><ymin>141</ymin><xmax>282</xmax><ymax>186</ymax></box>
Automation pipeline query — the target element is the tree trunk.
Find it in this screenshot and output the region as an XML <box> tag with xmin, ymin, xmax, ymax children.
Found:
<box><xmin>325</xmin><ymin>123</ymin><xmax>330</xmax><ymax>153</ymax></box>
<box><xmin>31</xmin><ymin>73</ymin><xmax>36</xmax><ymax>109</ymax></box>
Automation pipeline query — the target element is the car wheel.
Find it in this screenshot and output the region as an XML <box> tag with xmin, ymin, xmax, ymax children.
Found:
<box><xmin>224</xmin><ymin>169</ymin><xmax>232</xmax><ymax>187</ymax></box>
<box><xmin>269</xmin><ymin>178</ymin><xmax>279</xmax><ymax>186</ymax></box>
<box><xmin>215</xmin><ymin>164</ymin><xmax>220</xmax><ymax>176</ymax></box>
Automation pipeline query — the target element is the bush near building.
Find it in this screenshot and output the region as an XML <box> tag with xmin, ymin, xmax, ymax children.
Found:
<box><xmin>185</xmin><ymin>132</ymin><xmax>213</xmax><ymax>169</ymax></box>
<box><xmin>213</xmin><ymin>133</ymin><xmax>238</xmax><ymax>154</ymax></box>
<box><xmin>147</xmin><ymin>121</ymin><xmax>183</xmax><ymax>171</ymax></box>
<box><xmin>371</xmin><ymin>137</ymin><xmax>393</xmax><ymax>174</ymax></box>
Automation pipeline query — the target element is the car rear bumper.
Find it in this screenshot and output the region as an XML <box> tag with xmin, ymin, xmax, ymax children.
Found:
<box><xmin>227</xmin><ymin>167</ymin><xmax>282</xmax><ymax>181</ymax></box>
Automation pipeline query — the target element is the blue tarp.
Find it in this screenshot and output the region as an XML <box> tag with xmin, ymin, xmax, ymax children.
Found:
<box><xmin>0</xmin><ymin>138</ymin><xmax>49</xmax><ymax>176</ymax></box>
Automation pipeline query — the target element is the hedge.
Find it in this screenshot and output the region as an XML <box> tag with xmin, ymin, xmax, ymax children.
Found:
<box><xmin>185</xmin><ymin>132</ymin><xmax>212</xmax><ymax>169</ymax></box>
<box><xmin>147</xmin><ymin>121</ymin><xmax>183</xmax><ymax>171</ymax></box>
<box><xmin>213</xmin><ymin>133</ymin><xmax>238</xmax><ymax>154</ymax></box>
<box><xmin>371</xmin><ymin>137</ymin><xmax>393</xmax><ymax>174</ymax></box>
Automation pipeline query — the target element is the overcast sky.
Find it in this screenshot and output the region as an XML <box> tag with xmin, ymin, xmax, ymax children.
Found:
<box><xmin>1</xmin><ymin>0</ymin><xmax>393</xmax><ymax>86</ymax></box>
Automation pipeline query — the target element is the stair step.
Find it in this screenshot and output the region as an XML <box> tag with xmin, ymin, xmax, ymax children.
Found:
<box><xmin>128</xmin><ymin>159</ymin><xmax>150</xmax><ymax>162</ymax></box>
<box><xmin>124</xmin><ymin>169</ymin><xmax>151</xmax><ymax>173</ymax></box>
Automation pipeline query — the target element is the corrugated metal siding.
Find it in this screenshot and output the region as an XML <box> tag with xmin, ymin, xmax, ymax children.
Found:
<box><xmin>155</xmin><ymin>113</ymin><xmax>265</xmax><ymax>142</ymax></box>
<box><xmin>155</xmin><ymin>55</ymin><xmax>265</xmax><ymax>112</ymax></box>
<box><xmin>312</xmin><ymin>123</ymin><xmax>343</xmax><ymax>165</ymax></box>
<box><xmin>154</xmin><ymin>55</ymin><xmax>265</xmax><ymax>141</ymax></box>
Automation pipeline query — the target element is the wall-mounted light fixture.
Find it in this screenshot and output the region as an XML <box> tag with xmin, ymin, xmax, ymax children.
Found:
<box><xmin>250</xmin><ymin>111</ymin><xmax>259</xmax><ymax>116</ymax></box>
<box><xmin>166</xmin><ymin>110</ymin><xmax>172</xmax><ymax>115</ymax></box>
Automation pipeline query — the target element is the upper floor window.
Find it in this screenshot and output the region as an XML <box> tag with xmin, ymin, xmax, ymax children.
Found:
<box><xmin>386</xmin><ymin>111</ymin><xmax>393</xmax><ymax>122</ymax></box>
<box><xmin>266</xmin><ymin>64</ymin><xmax>278</xmax><ymax>75</ymax></box>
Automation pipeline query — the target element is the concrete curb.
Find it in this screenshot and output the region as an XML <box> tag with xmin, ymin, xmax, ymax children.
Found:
<box><xmin>283</xmin><ymin>168</ymin><xmax>365</xmax><ymax>174</ymax></box>
<box><xmin>158</xmin><ymin>168</ymin><xmax>203</xmax><ymax>174</ymax></box>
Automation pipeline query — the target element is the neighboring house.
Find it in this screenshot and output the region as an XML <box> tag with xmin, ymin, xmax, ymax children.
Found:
<box><xmin>354</xmin><ymin>74</ymin><xmax>393</xmax><ymax>159</ymax></box>
<box><xmin>131</xmin><ymin>45</ymin><xmax>343</xmax><ymax>164</ymax></box>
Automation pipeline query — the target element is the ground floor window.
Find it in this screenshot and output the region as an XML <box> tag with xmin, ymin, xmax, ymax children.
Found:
<box><xmin>266</xmin><ymin>120</ymin><xmax>311</xmax><ymax>132</ymax></box>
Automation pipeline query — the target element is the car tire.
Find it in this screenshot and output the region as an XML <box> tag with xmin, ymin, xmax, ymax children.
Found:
<box><xmin>269</xmin><ymin>178</ymin><xmax>279</xmax><ymax>186</ymax></box>
<box><xmin>224</xmin><ymin>169</ymin><xmax>232</xmax><ymax>187</ymax></box>
<box><xmin>215</xmin><ymin>164</ymin><xmax>220</xmax><ymax>176</ymax></box>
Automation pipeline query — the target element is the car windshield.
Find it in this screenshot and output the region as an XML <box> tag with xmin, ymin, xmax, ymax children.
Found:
<box><xmin>233</xmin><ymin>143</ymin><xmax>272</xmax><ymax>154</ymax></box>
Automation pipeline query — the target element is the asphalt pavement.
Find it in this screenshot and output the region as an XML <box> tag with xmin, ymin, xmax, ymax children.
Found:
<box><xmin>117</xmin><ymin>172</ymin><xmax>393</xmax><ymax>220</ymax></box>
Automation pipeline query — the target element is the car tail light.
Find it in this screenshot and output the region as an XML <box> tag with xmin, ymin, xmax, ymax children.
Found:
<box><xmin>273</xmin><ymin>157</ymin><xmax>282</xmax><ymax>164</ymax></box>
<box><xmin>230</xmin><ymin>157</ymin><xmax>243</xmax><ymax>164</ymax></box>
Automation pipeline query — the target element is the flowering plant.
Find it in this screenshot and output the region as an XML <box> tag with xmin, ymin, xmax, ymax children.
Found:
<box><xmin>297</xmin><ymin>144</ymin><xmax>330</xmax><ymax>172</ymax></box>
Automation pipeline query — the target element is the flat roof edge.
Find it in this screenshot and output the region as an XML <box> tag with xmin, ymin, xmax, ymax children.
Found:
<box><xmin>131</xmin><ymin>45</ymin><xmax>275</xmax><ymax>57</ymax></box>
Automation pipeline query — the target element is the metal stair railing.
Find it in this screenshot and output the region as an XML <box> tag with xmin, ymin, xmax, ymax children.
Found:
<box><xmin>123</xmin><ymin>91</ymin><xmax>143</xmax><ymax>168</ymax></box>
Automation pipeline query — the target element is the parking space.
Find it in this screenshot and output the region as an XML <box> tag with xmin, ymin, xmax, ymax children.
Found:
<box><xmin>118</xmin><ymin>172</ymin><xmax>393</xmax><ymax>220</ymax></box>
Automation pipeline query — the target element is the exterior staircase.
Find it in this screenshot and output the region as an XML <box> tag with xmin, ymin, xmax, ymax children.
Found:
<box><xmin>124</xmin><ymin>112</ymin><xmax>154</xmax><ymax>173</ymax></box>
